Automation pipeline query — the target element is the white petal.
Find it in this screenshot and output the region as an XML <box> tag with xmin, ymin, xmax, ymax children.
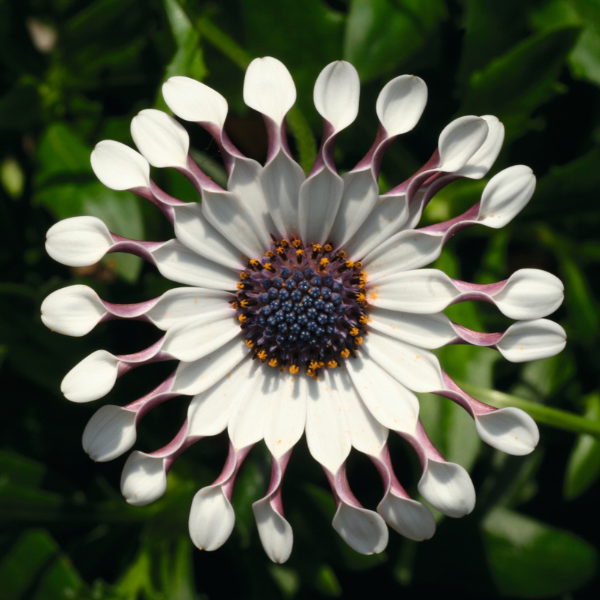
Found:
<box><xmin>332</xmin><ymin>504</ymin><xmax>388</xmax><ymax>555</ymax></box>
<box><xmin>329</xmin><ymin>170</ymin><xmax>379</xmax><ymax>247</ymax></box>
<box><xmin>335</xmin><ymin>369</ymin><xmax>388</xmax><ymax>456</ymax></box>
<box><xmin>298</xmin><ymin>167</ymin><xmax>343</xmax><ymax>245</ymax></box>
<box><xmin>344</xmin><ymin>193</ymin><xmax>409</xmax><ymax>260</ymax></box>
<box><xmin>264</xmin><ymin>372</ymin><xmax>306</xmax><ymax>458</ymax></box>
<box><xmin>41</xmin><ymin>285</ymin><xmax>106</xmax><ymax>337</ymax></box>
<box><xmin>346</xmin><ymin>354</ymin><xmax>419</xmax><ymax>433</ymax></box>
<box><xmin>260</xmin><ymin>150</ymin><xmax>305</xmax><ymax>239</ymax></box>
<box><xmin>82</xmin><ymin>405</ymin><xmax>137</xmax><ymax>461</ymax></box>
<box><xmin>478</xmin><ymin>165</ymin><xmax>535</xmax><ymax>228</ymax></box>
<box><xmin>456</xmin><ymin>115</ymin><xmax>504</xmax><ymax>179</ymax></box>
<box><xmin>172</xmin><ymin>338</ymin><xmax>248</xmax><ymax>396</ymax></box>
<box><xmin>368</xmin><ymin>307</ymin><xmax>456</xmax><ymax>348</ymax></box>
<box><xmin>363</xmin><ymin>229</ymin><xmax>444</xmax><ymax>279</ymax></box>
<box><xmin>377</xmin><ymin>494</ymin><xmax>436</xmax><ymax>541</ymax></box>
<box><xmin>313</xmin><ymin>61</ymin><xmax>359</xmax><ymax>132</ymax></box>
<box><xmin>475</xmin><ymin>408</ymin><xmax>539</xmax><ymax>456</ymax></box>
<box><xmin>418</xmin><ymin>459</ymin><xmax>475</xmax><ymax>518</ymax></box>
<box><xmin>61</xmin><ymin>350</ymin><xmax>119</xmax><ymax>402</ymax></box>
<box><xmin>152</xmin><ymin>240</ymin><xmax>239</xmax><ymax>290</ymax></box>
<box><xmin>367</xmin><ymin>269</ymin><xmax>458</xmax><ymax>313</ymax></box>
<box><xmin>46</xmin><ymin>216</ymin><xmax>113</xmax><ymax>267</ymax></box>
<box><xmin>161</xmin><ymin>310</ymin><xmax>239</xmax><ymax>362</ymax></box>
<box><xmin>305</xmin><ymin>374</ymin><xmax>351</xmax><ymax>473</ymax></box>
<box><xmin>173</xmin><ymin>202</ymin><xmax>245</xmax><ymax>270</ymax></box>
<box><xmin>131</xmin><ymin>109</ymin><xmax>189</xmax><ymax>169</ymax></box>
<box><xmin>228</xmin><ymin>365</ymin><xmax>269</xmax><ymax>449</ymax></box>
<box><xmin>438</xmin><ymin>116</ymin><xmax>489</xmax><ymax>173</ymax></box>
<box><xmin>146</xmin><ymin>287</ymin><xmax>232</xmax><ymax>331</ymax></box>
<box><xmin>497</xmin><ymin>319</ymin><xmax>566</xmax><ymax>363</ymax></box>
<box><xmin>376</xmin><ymin>75</ymin><xmax>427</xmax><ymax>136</ymax></box>
<box><xmin>493</xmin><ymin>269</ymin><xmax>564</xmax><ymax>319</ymax></box>
<box><xmin>253</xmin><ymin>500</ymin><xmax>293</xmax><ymax>563</ymax></box>
<box><xmin>227</xmin><ymin>157</ymin><xmax>274</xmax><ymax>238</ymax></box>
<box><xmin>162</xmin><ymin>76</ymin><xmax>228</xmax><ymax>127</ymax></box>
<box><xmin>189</xmin><ymin>486</ymin><xmax>235</xmax><ymax>551</ymax></box>
<box><xmin>121</xmin><ymin>452</ymin><xmax>167</xmax><ymax>505</ymax></box>
<box><xmin>202</xmin><ymin>189</ymin><xmax>271</xmax><ymax>257</ymax></box>
<box><xmin>91</xmin><ymin>140</ymin><xmax>150</xmax><ymax>190</ymax></box>
<box><xmin>243</xmin><ymin>57</ymin><xmax>296</xmax><ymax>124</ymax></box>
<box><xmin>187</xmin><ymin>358</ymin><xmax>252</xmax><ymax>437</ymax></box>
<box><xmin>363</xmin><ymin>330</ymin><xmax>444</xmax><ymax>393</ymax></box>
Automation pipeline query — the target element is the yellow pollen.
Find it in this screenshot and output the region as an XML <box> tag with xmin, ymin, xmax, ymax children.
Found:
<box><xmin>269</xmin><ymin>358</ymin><xmax>278</xmax><ymax>367</ymax></box>
<box><xmin>327</xmin><ymin>360</ymin><xmax>338</xmax><ymax>369</ymax></box>
<box><xmin>257</xmin><ymin>350</ymin><xmax>267</xmax><ymax>360</ymax></box>
<box><xmin>292</xmin><ymin>239</ymin><xmax>302</xmax><ymax>248</ymax></box>
<box><xmin>241</xmin><ymin>299</ymin><xmax>249</xmax><ymax>308</ymax></box>
<box><xmin>309</xmin><ymin>360</ymin><xmax>319</xmax><ymax>371</ymax></box>
<box><xmin>338</xmin><ymin>250</ymin><xmax>346</xmax><ymax>258</ymax></box>
<box><xmin>307</xmin><ymin>368</ymin><xmax>315</xmax><ymax>377</ymax></box>
<box><xmin>296</xmin><ymin>249</ymin><xmax>304</xmax><ymax>257</ymax></box>
<box><xmin>265</xmin><ymin>251</ymin><xmax>275</xmax><ymax>258</ymax></box>
<box><xmin>324</xmin><ymin>244</ymin><xmax>333</xmax><ymax>252</ymax></box>
<box><xmin>356</xmin><ymin>293</ymin><xmax>366</xmax><ymax>303</ymax></box>
<box><xmin>345</xmin><ymin>260</ymin><xmax>354</xmax><ymax>269</ymax></box>
<box><xmin>359</xmin><ymin>275</ymin><xmax>367</xmax><ymax>287</ymax></box>
<box><xmin>289</xmin><ymin>365</ymin><xmax>299</xmax><ymax>374</ymax></box>
<box><xmin>349</xmin><ymin>327</ymin><xmax>359</xmax><ymax>336</ymax></box>
<box><xmin>249</xmin><ymin>259</ymin><xmax>260</xmax><ymax>267</ymax></box>
<box><xmin>359</xmin><ymin>315</ymin><xmax>367</xmax><ymax>325</ymax></box>
<box><xmin>320</xmin><ymin>258</ymin><xmax>329</xmax><ymax>267</ymax></box>
<box><xmin>240</xmin><ymin>271</ymin><xmax>249</xmax><ymax>279</ymax></box>
<box><xmin>354</xmin><ymin>262</ymin><xmax>363</xmax><ymax>270</ymax></box>
<box><xmin>317</xmin><ymin>361</ymin><xmax>324</xmax><ymax>369</ymax></box>
<box><xmin>277</xmin><ymin>247</ymin><xmax>286</xmax><ymax>255</ymax></box>
<box><xmin>238</xmin><ymin>314</ymin><xmax>247</xmax><ymax>322</ymax></box>
<box><xmin>355</xmin><ymin>336</ymin><xmax>364</xmax><ymax>345</ymax></box>
<box><xmin>340</xmin><ymin>348</ymin><xmax>350</xmax><ymax>358</ymax></box>
<box><xmin>231</xmin><ymin>302</ymin><xmax>239</xmax><ymax>309</ymax></box>
<box><xmin>245</xmin><ymin>339</ymin><xmax>254</xmax><ymax>348</ymax></box>
<box><xmin>236</xmin><ymin>282</ymin><xmax>245</xmax><ymax>290</ymax></box>
<box><xmin>265</xmin><ymin>263</ymin><xmax>275</xmax><ymax>272</ymax></box>
<box><xmin>312</xmin><ymin>244</ymin><xmax>322</xmax><ymax>252</ymax></box>
<box><xmin>281</xmin><ymin>239</ymin><xmax>290</xmax><ymax>248</ymax></box>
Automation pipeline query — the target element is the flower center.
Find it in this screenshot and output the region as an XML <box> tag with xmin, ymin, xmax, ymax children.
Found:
<box><xmin>234</xmin><ymin>238</ymin><xmax>368</xmax><ymax>376</ymax></box>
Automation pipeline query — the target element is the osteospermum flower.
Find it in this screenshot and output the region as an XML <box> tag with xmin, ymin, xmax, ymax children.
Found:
<box><xmin>42</xmin><ymin>57</ymin><xmax>566</xmax><ymax>563</ymax></box>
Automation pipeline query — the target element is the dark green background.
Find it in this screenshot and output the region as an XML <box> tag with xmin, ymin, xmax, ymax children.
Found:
<box><xmin>2</xmin><ymin>0</ymin><xmax>600</xmax><ymax>598</ymax></box>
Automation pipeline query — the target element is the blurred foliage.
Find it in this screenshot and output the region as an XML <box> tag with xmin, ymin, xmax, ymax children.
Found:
<box><xmin>2</xmin><ymin>0</ymin><xmax>600</xmax><ymax>598</ymax></box>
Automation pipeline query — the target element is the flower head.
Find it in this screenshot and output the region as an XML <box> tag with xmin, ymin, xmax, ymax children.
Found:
<box><xmin>42</xmin><ymin>57</ymin><xmax>565</xmax><ymax>563</ymax></box>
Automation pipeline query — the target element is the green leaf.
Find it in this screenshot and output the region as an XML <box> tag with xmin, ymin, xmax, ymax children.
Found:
<box><xmin>0</xmin><ymin>452</ymin><xmax>46</xmax><ymax>489</ymax></box>
<box><xmin>0</xmin><ymin>530</ymin><xmax>58</xmax><ymax>600</ymax></box>
<box><xmin>0</xmin><ymin>84</ymin><xmax>40</xmax><ymax>130</ymax></box>
<box><xmin>482</xmin><ymin>507</ymin><xmax>596</xmax><ymax>597</ymax></box>
<box><xmin>461</xmin><ymin>27</ymin><xmax>581</xmax><ymax>139</ymax></box>
<box><xmin>564</xmin><ymin>393</ymin><xmax>600</xmax><ymax>499</ymax></box>
<box><xmin>33</xmin><ymin>555</ymin><xmax>86</xmax><ymax>600</ymax></box>
<box><xmin>344</xmin><ymin>0</ymin><xmax>446</xmax><ymax>81</ymax></box>
<box><xmin>314</xmin><ymin>564</ymin><xmax>342</xmax><ymax>597</ymax></box>
<box><xmin>530</xmin><ymin>0</ymin><xmax>600</xmax><ymax>87</ymax></box>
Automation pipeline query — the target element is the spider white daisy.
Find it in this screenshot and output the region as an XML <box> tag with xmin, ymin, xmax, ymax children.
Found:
<box><xmin>42</xmin><ymin>57</ymin><xmax>566</xmax><ymax>563</ymax></box>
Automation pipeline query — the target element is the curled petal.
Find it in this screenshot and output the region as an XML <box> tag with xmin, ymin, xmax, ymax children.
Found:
<box><xmin>121</xmin><ymin>452</ymin><xmax>168</xmax><ymax>505</ymax></box>
<box><xmin>456</xmin><ymin>115</ymin><xmax>504</xmax><ymax>179</ymax></box>
<box><xmin>131</xmin><ymin>109</ymin><xmax>189</xmax><ymax>169</ymax></box>
<box><xmin>475</xmin><ymin>408</ymin><xmax>539</xmax><ymax>455</ymax></box>
<box><xmin>418</xmin><ymin>458</ymin><xmax>476</xmax><ymax>518</ymax></box>
<box><xmin>378</xmin><ymin>494</ymin><xmax>435</xmax><ymax>541</ymax></box>
<box><xmin>82</xmin><ymin>405</ymin><xmax>137</xmax><ymax>461</ymax></box>
<box><xmin>46</xmin><ymin>216</ymin><xmax>113</xmax><ymax>267</ymax></box>
<box><xmin>438</xmin><ymin>116</ymin><xmax>489</xmax><ymax>172</ymax></box>
<box><xmin>162</xmin><ymin>76</ymin><xmax>228</xmax><ymax>128</ymax></box>
<box><xmin>42</xmin><ymin>285</ymin><xmax>106</xmax><ymax>337</ymax></box>
<box><xmin>314</xmin><ymin>61</ymin><xmax>360</xmax><ymax>132</ymax></box>
<box><xmin>189</xmin><ymin>485</ymin><xmax>236</xmax><ymax>551</ymax></box>
<box><xmin>91</xmin><ymin>140</ymin><xmax>150</xmax><ymax>191</ymax></box>
<box><xmin>376</xmin><ymin>75</ymin><xmax>427</xmax><ymax>136</ymax></box>
<box><xmin>243</xmin><ymin>57</ymin><xmax>296</xmax><ymax>125</ymax></box>
<box><xmin>61</xmin><ymin>350</ymin><xmax>120</xmax><ymax>402</ymax></box>
<box><xmin>478</xmin><ymin>165</ymin><xmax>536</xmax><ymax>228</ymax></box>
<box><xmin>496</xmin><ymin>319</ymin><xmax>566</xmax><ymax>362</ymax></box>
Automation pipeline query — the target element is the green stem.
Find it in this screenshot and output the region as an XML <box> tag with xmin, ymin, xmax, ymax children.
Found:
<box><xmin>459</xmin><ymin>381</ymin><xmax>600</xmax><ymax>438</ymax></box>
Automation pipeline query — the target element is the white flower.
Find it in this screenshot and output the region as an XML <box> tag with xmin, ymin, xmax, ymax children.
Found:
<box><xmin>42</xmin><ymin>57</ymin><xmax>566</xmax><ymax>563</ymax></box>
